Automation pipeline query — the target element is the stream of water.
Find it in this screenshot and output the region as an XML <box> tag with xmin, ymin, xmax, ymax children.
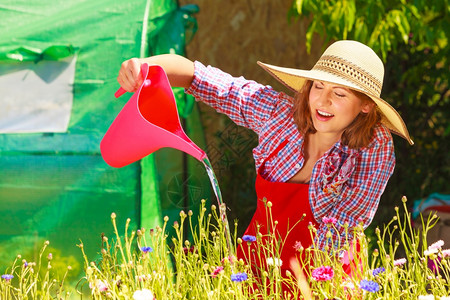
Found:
<box><xmin>202</xmin><ymin>157</ymin><xmax>234</xmax><ymax>258</ymax></box>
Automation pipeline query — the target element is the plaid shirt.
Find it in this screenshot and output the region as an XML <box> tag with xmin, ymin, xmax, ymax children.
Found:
<box><xmin>186</xmin><ymin>61</ymin><xmax>396</xmax><ymax>250</ymax></box>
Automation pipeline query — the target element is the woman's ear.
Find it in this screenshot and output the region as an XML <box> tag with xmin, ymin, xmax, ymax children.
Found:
<box><xmin>361</xmin><ymin>101</ymin><xmax>375</xmax><ymax>114</ymax></box>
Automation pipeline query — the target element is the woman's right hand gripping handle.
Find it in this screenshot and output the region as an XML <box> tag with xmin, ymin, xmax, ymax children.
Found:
<box><xmin>116</xmin><ymin>58</ymin><xmax>144</xmax><ymax>98</ymax></box>
<box><xmin>116</xmin><ymin>54</ymin><xmax>195</xmax><ymax>98</ymax></box>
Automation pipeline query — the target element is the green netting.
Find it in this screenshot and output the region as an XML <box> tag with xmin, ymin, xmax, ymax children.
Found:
<box><xmin>0</xmin><ymin>0</ymin><xmax>209</xmax><ymax>287</ymax></box>
<box><xmin>0</xmin><ymin>0</ymin><xmax>151</xmax><ymax>283</ymax></box>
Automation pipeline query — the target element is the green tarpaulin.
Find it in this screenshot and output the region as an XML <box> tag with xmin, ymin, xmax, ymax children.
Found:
<box><xmin>0</xmin><ymin>0</ymin><xmax>210</xmax><ymax>285</ymax></box>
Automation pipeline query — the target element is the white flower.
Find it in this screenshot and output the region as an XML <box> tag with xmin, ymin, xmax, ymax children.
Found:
<box><xmin>341</xmin><ymin>280</ymin><xmax>355</xmax><ymax>290</ymax></box>
<box><xmin>424</xmin><ymin>248</ymin><xmax>439</xmax><ymax>256</ymax></box>
<box><xmin>393</xmin><ymin>258</ymin><xmax>407</xmax><ymax>266</ymax></box>
<box><xmin>429</xmin><ymin>240</ymin><xmax>445</xmax><ymax>250</ymax></box>
<box><xmin>418</xmin><ymin>295</ymin><xmax>435</xmax><ymax>300</ymax></box>
<box><xmin>133</xmin><ymin>289</ymin><xmax>155</xmax><ymax>300</ymax></box>
<box><xmin>439</xmin><ymin>297</ymin><xmax>450</xmax><ymax>300</ymax></box>
<box><xmin>266</xmin><ymin>257</ymin><xmax>283</xmax><ymax>267</ymax></box>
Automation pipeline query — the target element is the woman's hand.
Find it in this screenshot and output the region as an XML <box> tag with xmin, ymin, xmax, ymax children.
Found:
<box><xmin>117</xmin><ymin>58</ymin><xmax>144</xmax><ymax>93</ymax></box>
<box><xmin>117</xmin><ymin>54</ymin><xmax>195</xmax><ymax>92</ymax></box>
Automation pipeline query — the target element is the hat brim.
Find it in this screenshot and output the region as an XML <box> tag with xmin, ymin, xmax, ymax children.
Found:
<box><xmin>258</xmin><ymin>61</ymin><xmax>413</xmax><ymax>145</ymax></box>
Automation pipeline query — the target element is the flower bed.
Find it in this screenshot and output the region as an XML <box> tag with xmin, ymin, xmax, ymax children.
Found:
<box><xmin>1</xmin><ymin>197</ymin><xmax>449</xmax><ymax>299</ymax></box>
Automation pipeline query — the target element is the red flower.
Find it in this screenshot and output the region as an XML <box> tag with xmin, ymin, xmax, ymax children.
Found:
<box><xmin>211</xmin><ymin>266</ymin><xmax>224</xmax><ymax>278</ymax></box>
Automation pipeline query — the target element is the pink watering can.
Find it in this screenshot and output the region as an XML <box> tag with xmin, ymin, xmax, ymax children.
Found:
<box><xmin>100</xmin><ymin>63</ymin><xmax>207</xmax><ymax>168</ymax></box>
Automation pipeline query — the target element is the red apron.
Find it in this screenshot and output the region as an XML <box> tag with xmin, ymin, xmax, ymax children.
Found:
<box><xmin>237</xmin><ymin>140</ymin><xmax>319</xmax><ymax>276</ymax></box>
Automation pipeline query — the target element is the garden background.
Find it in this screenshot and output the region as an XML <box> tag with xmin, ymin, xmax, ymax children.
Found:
<box><xmin>0</xmin><ymin>0</ymin><xmax>448</xmax><ymax>291</ymax></box>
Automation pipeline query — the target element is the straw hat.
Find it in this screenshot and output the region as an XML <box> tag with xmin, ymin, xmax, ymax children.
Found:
<box><xmin>258</xmin><ymin>40</ymin><xmax>413</xmax><ymax>145</ymax></box>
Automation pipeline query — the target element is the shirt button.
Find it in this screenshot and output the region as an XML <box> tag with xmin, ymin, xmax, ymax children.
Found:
<box><xmin>295</xmin><ymin>163</ymin><xmax>300</xmax><ymax>169</ymax></box>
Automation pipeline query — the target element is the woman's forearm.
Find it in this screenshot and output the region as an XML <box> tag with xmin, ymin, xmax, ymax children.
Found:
<box><xmin>139</xmin><ymin>54</ymin><xmax>195</xmax><ymax>88</ymax></box>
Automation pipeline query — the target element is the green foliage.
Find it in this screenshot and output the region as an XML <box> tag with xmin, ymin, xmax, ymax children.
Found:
<box><xmin>1</xmin><ymin>197</ymin><xmax>449</xmax><ymax>299</ymax></box>
<box><xmin>77</xmin><ymin>197</ymin><xmax>450</xmax><ymax>299</ymax></box>
<box><xmin>289</xmin><ymin>0</ymin><xmax>449</xmax><ymax>214</ymax></box>
<box><xmin>0</xmin><ymin>241</ymin><xmax>73</xmax><ymax>299</ymax></box>
<box><xmin>289</xmin><ymin>0</ymin><xmax>448</xmax><ymax>59</ymax></box>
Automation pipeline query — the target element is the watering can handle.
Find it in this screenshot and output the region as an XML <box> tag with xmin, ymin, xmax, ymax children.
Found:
<box><xmin>114</xmin><ymin>79</ymin><xmax>152</xmax><ymax>99</ymax></box>
<box><xmin>114</xmin><ymin>87</ymin><xmax>127</xmax><ymax>98</ymax></box>
<box><xmin>114</xmin><ymin>63</ymin><xmax>150</xmax><ymax>99</ymax></box>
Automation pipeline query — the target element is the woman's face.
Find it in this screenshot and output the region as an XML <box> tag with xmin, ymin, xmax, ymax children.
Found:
<box><xmin>308</xmin><ymin>81</ymin><xmax>371</xmax><ymax>139</ymax></box>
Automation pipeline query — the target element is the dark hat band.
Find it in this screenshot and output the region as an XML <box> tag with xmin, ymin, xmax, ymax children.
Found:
<box><xmin>313</xmin><ymin>55</ymin><xmax>383</xmax><ymax>96</ymax></box>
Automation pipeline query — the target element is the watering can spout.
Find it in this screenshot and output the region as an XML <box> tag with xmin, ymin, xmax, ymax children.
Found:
<box><xmin>100</xmin><ymin>63</ymin><xmax>207</xmax><ymax>168</ymax></box>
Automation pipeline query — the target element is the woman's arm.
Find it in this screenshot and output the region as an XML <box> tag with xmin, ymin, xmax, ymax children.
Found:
<box><xmin>117</xmin><ymin>54</ymin><xmax>195</xmax><ymax>92</ymax></box>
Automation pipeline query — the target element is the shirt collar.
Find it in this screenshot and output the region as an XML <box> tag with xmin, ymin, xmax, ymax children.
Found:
<box><xmin>332</xmin><ymin>139</ymin><xmax>360</xmax><ymax>156</ymax></box>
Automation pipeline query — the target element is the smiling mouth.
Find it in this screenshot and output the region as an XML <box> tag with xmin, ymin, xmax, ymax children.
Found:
<box><xmin>316</xmin><ymin>109</ymin><xmax>334</xmax><ymax>118</ymax></box>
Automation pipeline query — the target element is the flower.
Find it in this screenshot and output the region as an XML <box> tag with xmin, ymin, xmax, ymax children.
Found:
<box><xmin>221</xmin><ymin>256</ymin><xmax>236</xmax><ymax>264</ymax></box>
<box><xmin>424</xmin><ymin>240</ymin><xmax>444</xmax><ymax>256</ymax></box>
<box><xmin>1</xmin><ymin>274</ymin><xmax>13</xmax><ymax>281</ymax></box>
<box><xmin>322</xmin><ymin>217</ymin><xmax>337</xmax><ymax>225</ymax></box>
<box><xmin>183</xmin><ymin>246</ymin><xmax>196</xmax><ymax>255</ymax></box>
<box><xmin>133</xmin><ymin>288</ymin><xmax>155</xmax><ymax>300</ymax></box>
<box><xmin>428</xmin><ymin>256</ymin><xmax>442</xmax><ymax>274</ymax></box>
<box><xmin>211</xmin><ymin>266</ymin><xmax>224</xmax><ymax>278</ymax></box>
<box><xmin>140</xmin><ymin>246</ymin><xmax>153</xmax><ymax>253</ymax></box>
<box><xmin>230</xmin><ymin>272</ymin><xmax>248</xmax><ymax>282</ymax></box>
<box><xmin>311</xmin><ymin>266</ymin><xmax>334</xmax><ymax>281</ymax></box>
<box><xmin>418</xmin><ymin>295</ymin><xmax>435</xmax><ymax>300</ymax></box>
<box><xmin>242</xmin><ymin>235</ymin><xmax>256</xmax><ymax>243</ymax></box>
<box><xmin>372</xmin><ymin>267</ymin><xmax>385</xmax><ymax>276</ymax></box>
<box><xmin>442</xmin><ymin>249</ymin><xmax>450</xmax><ymax>258</ymax></box>
<box><xmin>393</xmin><ymin>258</ymin><xmax>407</xmax><ymax>266</ymax></box>
<box><xmin>341</xmin><ymin>280</ymin><xmax>355</xmax><ymax>290</ymax></box>
<box><xmin>89</xmin><ymin>279</ymin><xmax>108</xmax><ymax>292</ymax></box>
<box><xmin>429</xmin><ymin>240</ymin><xmax>444</xmax><ymax>250</ymax></box>
<box><xmin>359</xmin><ymin>279</ymin><xmax>380</xmax><ymax>293</ymax></box>
<box><xmin>293</xmin><ymin>241</ymin><xmax>303</xmax><ymax>251</ymax></box>
<box><xmin>424</xmin><ymin>248</ymin><xmax>439</xmax><ymax>256</ymax></box>
<box><xmin>266</xmin><ymin>257</ymin><xmax>283</xmax><ymax>267</ymax></box>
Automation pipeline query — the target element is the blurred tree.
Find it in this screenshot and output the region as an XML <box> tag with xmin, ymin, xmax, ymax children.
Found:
<box><xmin>288</xmin><ymin>0</ymin><xmax>449</xmax><ymax>222</ymax></box>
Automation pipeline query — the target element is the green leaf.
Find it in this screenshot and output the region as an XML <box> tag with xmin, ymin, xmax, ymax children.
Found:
<box><xmin>391</xmin><ymin>10</ymin><xmax>410</xmax><ymax>43</ymax></box>
<box><xmin>305</xmin><ymin>19</ymin><xmax>318</xmax><ymax>53</ymax></box>
<box><xmin>295</xmin><ymin>0</ymin><xmax>305</xmax><ymax>14</ymax></box>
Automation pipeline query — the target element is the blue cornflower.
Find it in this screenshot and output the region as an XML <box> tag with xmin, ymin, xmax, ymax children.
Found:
<box><xmin>242</xmin><ymin>235</ymin><xmax>256</xmax><ymax>243</ymax></box>
<box><xmin>2</xmin><ymin>274</ymin><xmax>13</xmax><ymax>281</ymax></box>
<box><xmin>372</xmin><ymin>267</ymin><xmax>385</xmax><ymax>276</ymax></box>
<box><xmin>359</xmin><ymin>279</ymin><xmax>380</xmax><ymax>293</ymax></box>
<box><xmin>140</xmin><ymin>246</ymin><xmax>153</xmax><ymax>253</ymax></box>
<box><xmin>230</xmin><ymin>272</ymin><xmax>248</xmax><ymax>282</ymax></box>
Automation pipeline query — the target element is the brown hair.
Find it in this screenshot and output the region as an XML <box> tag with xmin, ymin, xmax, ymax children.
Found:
<box><xmin>292</xmin><ymin>80</ymin><xmax>381</xmax><ymax>149</ymax></box>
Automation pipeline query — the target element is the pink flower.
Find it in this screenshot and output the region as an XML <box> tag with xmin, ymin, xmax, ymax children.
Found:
<box><xmin>293</xmin><ymin>241</ymin><xmax>303</xmax><ymax>251</ymax></box>
<box><xmin>211</xmin><ymin>266</ymin><xmax>224</xmax><ymax>278</ymax></box>
<box><xmin>89</xmin><ymin>279</ymin><xmax>108</xmax><ymax>292</ymax></box>
<box><xmin>322</xmin><ymin>217</ymin><xmax>337</xmax><ymax>225</ymax></box>
<box><xmin>393</xmin><ymin>258</ymin><xmax>407</xmax><ymax>267</ymax></box>
<box><xmin>311</xmin><ymin>266</ymin><xmax>334</xmax><ymax>281</ymax></box>
<box><xmin>442</xmin><ymin>249</ymin><xmax>450</xmax><ymax>258</ymax></box>
<box><xmin>221</xmin><ymin>255</ymin><xmax>236</xmax><ymax>264</ymax></box>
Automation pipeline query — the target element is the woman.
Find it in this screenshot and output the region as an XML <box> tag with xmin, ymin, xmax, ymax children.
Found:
<box><xmin>117</xmin><ymin>40</ymin><xmax>413</xmax><ymax>276</ymax></box>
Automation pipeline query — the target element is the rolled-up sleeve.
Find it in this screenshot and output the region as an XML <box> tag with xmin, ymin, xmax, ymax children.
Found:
<box><xmin>185</xmin><ymin>61</ymin><xmax>283</xmax><ymax>135</ymax></box>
